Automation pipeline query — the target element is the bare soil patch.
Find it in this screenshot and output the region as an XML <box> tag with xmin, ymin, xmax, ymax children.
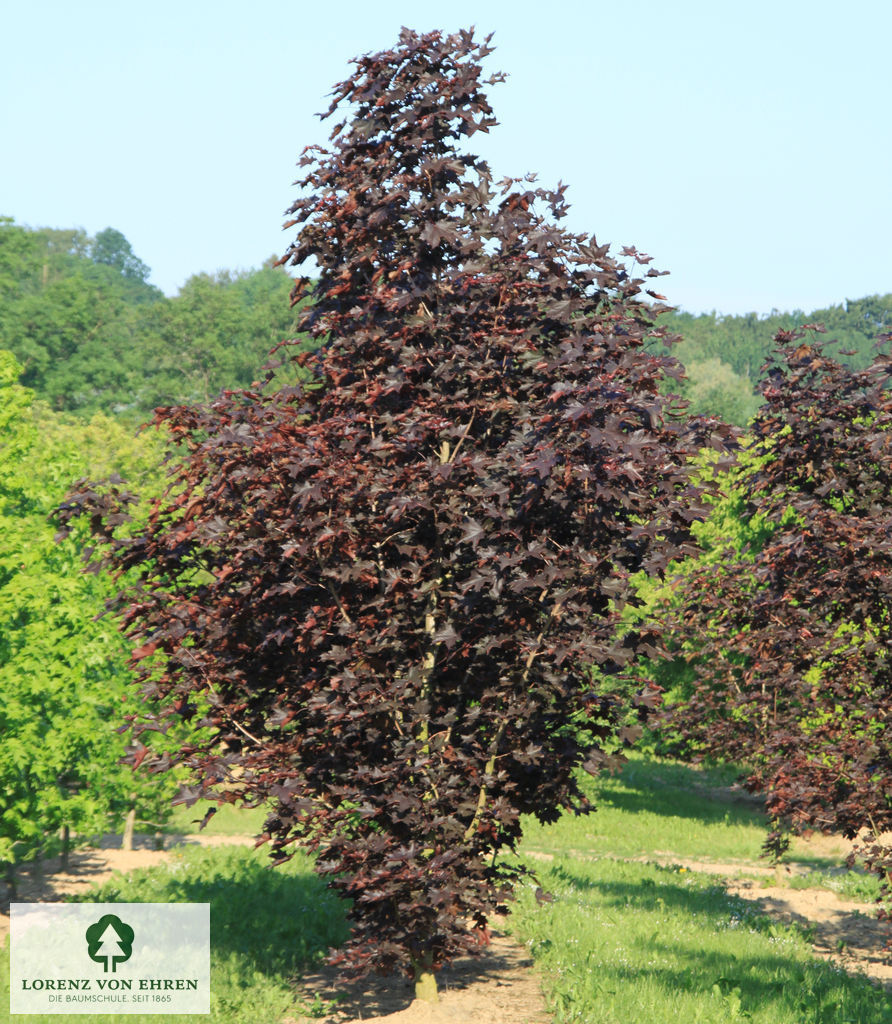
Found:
<box><xmin>287</xmin><ymin>926</ymin><xmax>549</xmax><ymax>1024</ymax></box>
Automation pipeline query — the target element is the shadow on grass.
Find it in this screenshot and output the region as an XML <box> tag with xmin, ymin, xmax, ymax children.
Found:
<box><xmin>68</xmin><ymin>845</ymin><xmax>349</xmax><ymax>981</ymax></box>
<box><xmin>787</xmin><ymin>853</ymin><xmax>860</xmax><ymax>872</ymax></box>
<box><xmin>547</xmin><ymin>861</ymin><xmax>744</xmax><ymax>916</ymax></box>
<box><xmin>554</xmin><ymin>951</ymin><xmax>891</xmax><ymax>1021</ymax></box>
<box><xmin>593</xmin><ymin>758</ymin><xmax>768</xmax><ymax>830</ymax></box>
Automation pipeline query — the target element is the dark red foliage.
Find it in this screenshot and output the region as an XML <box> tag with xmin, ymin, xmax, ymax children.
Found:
<box><xmin>58</xmin><ymin>28</ymin><xmax>722</xmax><ymax>979</ymax></box>
<box><xmin>663</xmin><ymin>327</ymin><xmax>892</xmax><ymax>902</ymax></box>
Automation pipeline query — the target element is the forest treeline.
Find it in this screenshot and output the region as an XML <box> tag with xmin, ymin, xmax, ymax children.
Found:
<box><xmin>3</xmin><ymin>217</ymin><xmax>892</xmax><ymax>426</ymax></box>
<box><xmin>0</xmin><ymin>217</ymin><xmax>308</xmax><ymax>422</ymax></box>
<box><xmin>662</xmin><ymin>299</ymin><xmax>892</xmax><ymax>424</ymax></box>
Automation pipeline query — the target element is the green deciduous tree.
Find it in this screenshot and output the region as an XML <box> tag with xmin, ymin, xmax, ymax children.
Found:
<box><xmin>680</xmin><ymin>358</ymin><xmax>762</xmax><ymax>426</ymax></box>
<box><xmin>140</xmin><ymin>266</ymin><xmax>307</xmax><ymax>409</ymax></box>
<box><xmin>0</xmin><ymin>219</ymin><xmax>162</xmax><ymax>413</ymax></box>
<box><xmin>89</xmin><ymin>227</ymin><xmax>151</xmax><ymax>282</ymax></box>
<box><xmin>0</xmin><ymin>352</ymin><xmax>179</xmax><ymax>882</ymax></box>
<box><xmin>0</xmin><ymin>219</ymin><xmax>306</xmax><ymax>419</ymax></box>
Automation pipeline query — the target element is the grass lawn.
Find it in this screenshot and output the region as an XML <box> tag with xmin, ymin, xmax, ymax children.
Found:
<box><xmin>165</xmin><ymin>799</ymin><xmax>270</xmax><ymax>837</ymax></box>
<box><xmin>508</xmin><ymin>857</ymin><xmax>890</xmax><ymax>1023</ymax></box>
<box><xmin>521</xmin><ymin>753</ymin><xmax>771</xmax><ymax>862</ymax></box>
<box><xmin>519</xmin><ymin>753</ymin><xmax>881</xmax><ymax>896</ymax></box>
<box><xmin>510</xmin><ymin>753</ymin><xmax>891</xmax><ymax>1022</ymax></box>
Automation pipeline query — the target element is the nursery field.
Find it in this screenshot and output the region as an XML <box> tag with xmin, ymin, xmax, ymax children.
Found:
<box><xmin>3</xmin><ymin>755</ymin><xmax>890</xmax><ymax>1024</ymax></box>
<box><xmin>5</xmin><ymin>27</ymin><xmax>892</xmax><ymax>1022</ymax></box>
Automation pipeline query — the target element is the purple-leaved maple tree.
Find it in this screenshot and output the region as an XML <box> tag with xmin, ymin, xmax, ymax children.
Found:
<box><xmin>59</xmin><ymin>28</ymin><xmax>726</xmax><ymax>1000</ymax></box>
<box><xmin>662</xmin><ymin>327</ymin><xmax>892</xmax><ymax>910</ymax></box>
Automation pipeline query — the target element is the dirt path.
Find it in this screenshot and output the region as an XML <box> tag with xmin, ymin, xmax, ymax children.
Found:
<box><xmin>0</xmin><ymin>832</ymin><xmax>255</xmax><ymax>945</ymax></box>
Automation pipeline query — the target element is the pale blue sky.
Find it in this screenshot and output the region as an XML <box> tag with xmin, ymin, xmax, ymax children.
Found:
<box><xmin>3</xmin><ymin>1</ymin><xmax>890</xmax><ymax>315</ymax></box>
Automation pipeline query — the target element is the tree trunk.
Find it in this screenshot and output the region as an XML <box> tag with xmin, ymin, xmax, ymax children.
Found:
<box><xmin>4</xmin><ymin>863</ymin><xmax>16</xmax><ymax>900</ymax></box>
<box><xmin>122</xmin><ymin>807</ymin><xmax>137</xmax><ymax>851</ymax></box>
<box><xmin>60</xmin><ymin>825</ymin><xmax>70</xmax><ymax>870</ymax></box>
<box><xmin>411</xmin><ymin>953</ymin><xmax>438</xmax><ymax>1003</ymax></box>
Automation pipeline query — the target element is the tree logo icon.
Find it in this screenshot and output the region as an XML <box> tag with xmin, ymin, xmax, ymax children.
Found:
<box><xmin>85</xmin><ymin>914</ymin><xmax>135</xmax><ymax>973</ymax></box>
